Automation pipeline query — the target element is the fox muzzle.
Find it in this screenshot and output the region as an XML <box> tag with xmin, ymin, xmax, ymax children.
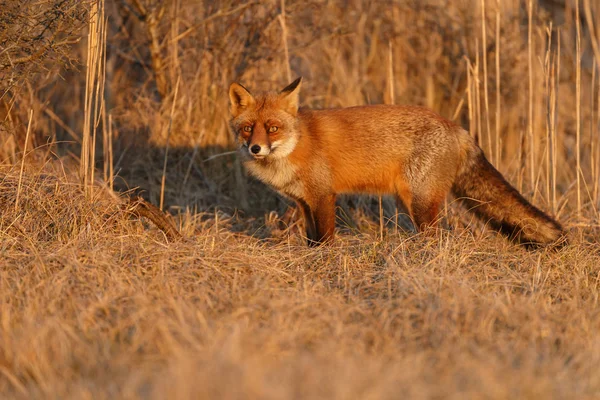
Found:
<box><xmin>242</xmin><ymin>142</ymin><xmax>271</xmax><ymax>159</ymax></box>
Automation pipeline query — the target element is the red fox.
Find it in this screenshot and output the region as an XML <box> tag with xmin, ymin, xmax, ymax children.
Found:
<box><xmin>228</xmin><ymin>77</ymin><xmax>566</xmax><ymax>247</ymax></box>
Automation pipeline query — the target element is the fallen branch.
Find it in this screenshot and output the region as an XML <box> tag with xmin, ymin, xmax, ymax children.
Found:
<box><xmin>123</xmin><ymin>196</ymin><xmax>182</xmax><ymax>241</ymax></box>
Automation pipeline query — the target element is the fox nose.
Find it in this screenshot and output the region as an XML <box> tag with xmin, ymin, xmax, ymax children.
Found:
<box><xmin>250</xmin><ymin>144</ymin><xmax>261</xmax><ymax>155</ymax></box>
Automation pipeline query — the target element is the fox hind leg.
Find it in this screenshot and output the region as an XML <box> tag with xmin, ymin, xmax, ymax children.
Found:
<box><xmin>411</xmin><ymin>192</ymin><xmax>447</xmax><ymax>233</ymax></box>
<box><xmin>395</xmin><ymin>179</ymin><xmax>445</xmax><ymax>233</ymax></box>
<box><xmin>394</xmin><ymin>180</ymin><xmax>417</xmax><ymax>231</ymax></box>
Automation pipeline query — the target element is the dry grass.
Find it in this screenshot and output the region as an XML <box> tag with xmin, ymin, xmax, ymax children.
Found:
<box><xmin>1</xmin><ymin>165</ymin><xmax>600</xmax><ymax>399</ymax></box>
<box><xmin>2</xmin><ymin>0</ymin><xmax>600</xmax><ymax>398</ymax></box>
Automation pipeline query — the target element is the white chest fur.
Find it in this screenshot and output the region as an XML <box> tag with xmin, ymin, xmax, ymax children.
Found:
<box><xmin>244</xmin><ymin>158</ymin><xmax>304</xmax><ymax>199</ymax></box>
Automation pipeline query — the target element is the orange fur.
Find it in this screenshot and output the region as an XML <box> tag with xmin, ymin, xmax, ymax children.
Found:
<box><xmin>229</xmin><ymin>78</ymin><xmax>566</xmax><ymax>247</ymax></box>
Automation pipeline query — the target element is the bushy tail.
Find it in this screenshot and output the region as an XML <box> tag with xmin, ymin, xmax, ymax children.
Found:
<box><xmin>451</xmin><ymin>148</ymin><xmax>566</xmax><ymax>247</ymax></box>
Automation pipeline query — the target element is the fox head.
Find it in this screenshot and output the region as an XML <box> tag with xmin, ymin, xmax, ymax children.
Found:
<box><xmin>228</xmin><ymin>78</ymin><xmax>302</xmax><ymax>161</ymax></box>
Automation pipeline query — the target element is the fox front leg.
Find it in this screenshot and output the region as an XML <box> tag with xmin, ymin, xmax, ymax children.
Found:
<box><xmin>297</xmin><ymin>195</ymin><xmax>336</xmax><ymax>246</ymax></box>
<box><xmin>313</xmin><ymin>194</ymin><xmax>336</xmax><ymax>244</ymax></box>
<box><xmin>297</xmin><ymin>199</ymin><xmax>319</xmax><ymax>246</ymax></box>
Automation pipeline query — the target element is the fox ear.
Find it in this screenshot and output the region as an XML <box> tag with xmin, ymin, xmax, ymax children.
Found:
<box><xmin>279</xmin><ymin>77</ymin><xmax>302</xmax><ymax>116</ymax></box>
<box><xmin>229</xmin><ymin>83</ymin><xmax>255</xmax><ymax>116</ymax></box>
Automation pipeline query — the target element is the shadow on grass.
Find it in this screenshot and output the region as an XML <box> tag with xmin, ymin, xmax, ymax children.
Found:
<box><xmin>107</xmin><ymin>143</ymin><xmax>417</xmax><ymax>243</ymax></box>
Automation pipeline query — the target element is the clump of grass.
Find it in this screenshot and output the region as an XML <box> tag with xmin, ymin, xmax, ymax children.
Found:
<box><xmin>0</xmin><ymin>164</ymin><xmax>122</xmax><ymax>246</ymax></box>
<box><xmin>0</xmin><ymin>161</ymin><xmax>175</xmax><ymax>249</ymax></box>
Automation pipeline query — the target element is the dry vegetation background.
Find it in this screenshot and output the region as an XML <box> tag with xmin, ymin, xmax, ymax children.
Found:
<box><xmin>1</xmin><ymin>0</ymin><xmax>600</xmax><ymax>398</ymax></box>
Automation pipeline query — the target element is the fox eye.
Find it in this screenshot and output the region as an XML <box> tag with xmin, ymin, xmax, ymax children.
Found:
<box><xmin>243</xmin><ymin>126</ymin><xmax>252</xmax><ymax>132</ymax></box>
<box><xmin>268</xmin><ymin>126</ymin><xmax>278</xmax><ymax>133</ymax></box>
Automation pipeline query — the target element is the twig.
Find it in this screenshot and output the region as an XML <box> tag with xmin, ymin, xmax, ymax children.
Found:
<box><xmin>160</xmin><ymin>75</ymin><xmax>180</xmax><ymax>211</ymax></box>
<box><xmin>203</xmin><ymin>151</ymin><xmax>238</xmax><ymax>162</ymax></box>
<box><xmin>481</xmin><ymin>0</ymin><xmax>493</xmax><ymax>162</ymax></box>
<box><xmin>15</xmin><ymin>109</ymin><xmax>33</xmax><ymax>212</ymax></box>
<box><xmin>576</xmin><ymin>0</ymin><xmax>582</xmax><ymax>217</ymax></box>
<box><xmin>124</xmin><ymin>197</ymin><xmax>182</xmax><ymax>241</ymax></box>
<box><xmin>278</xmin><ymin>0</ymin><xmax>292</xmax><ymax>82</ymax></box>
<box><xmin>494</xmin><ymin>0</ymin><xmax>501</xmax><ymax>166</ymax></box>
<box><xmin>583</xmin><ymin>0</ymin><xmax>600</xmax><ymax>69</ymax></box>
<box><xmin>171</xmin><ymin>2</ymin><xmax>258</xmax><ymax>43</ymax></box>
<box><xmin>527</xmin><ymin>0</ymin><xmax>535</xmax><ymax>194</ymax></box>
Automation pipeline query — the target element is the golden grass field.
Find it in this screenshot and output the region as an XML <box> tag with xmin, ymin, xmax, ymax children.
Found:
<box><xmin>1</xmin><ymin>163</ymin><xmax>600</xmax><ymax>399</ymax></box>
<box><xmin>1</xmin><ymin>0</ymin><xmax>600</xmax><ymax>398</ymax></box>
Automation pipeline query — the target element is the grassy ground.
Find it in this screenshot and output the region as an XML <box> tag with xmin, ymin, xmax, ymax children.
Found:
<box><xmin>1</xmin><ymin>165</ymin><xmax>600</xmax><ymax>399</ymax></box>
<box><xmin>2</xmin><ymin>0</ymin><xmax>600</xmax><ymax>398</ymax></box>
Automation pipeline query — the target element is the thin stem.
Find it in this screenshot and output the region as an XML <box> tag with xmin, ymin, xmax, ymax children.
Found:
<box><xmin>160</xmin><ymin>75</ymin><xmax>181</xmax><ymax>211</ymax></box>
<box><xmin>15</xmin><ymin>109</ymin><xmax>34</xmax><ymax>213</ymax></box>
